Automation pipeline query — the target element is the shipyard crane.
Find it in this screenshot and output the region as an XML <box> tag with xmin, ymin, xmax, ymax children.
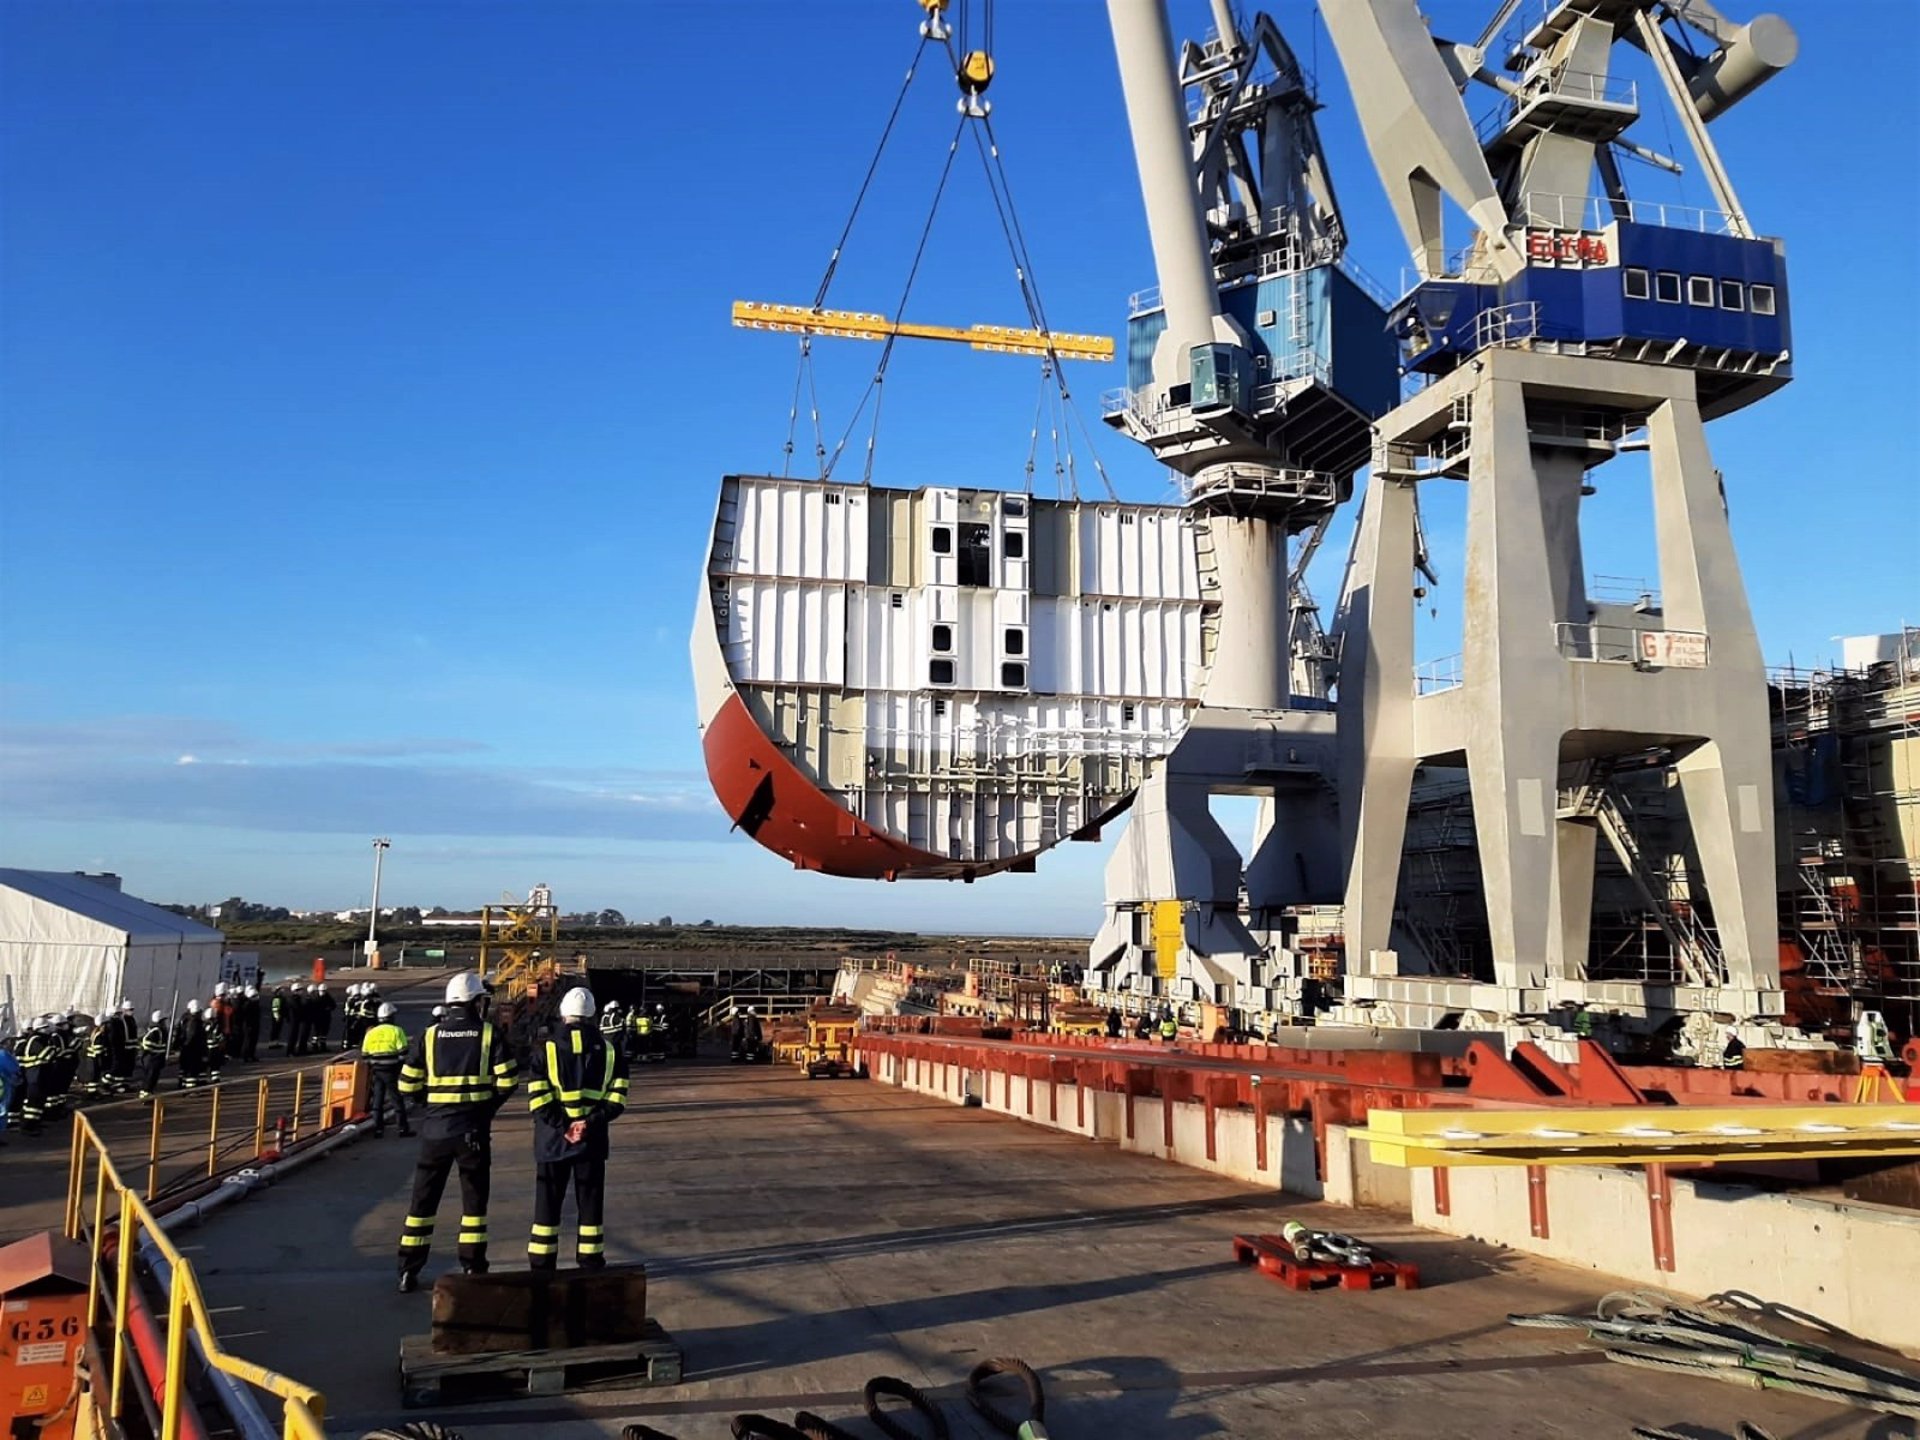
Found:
<box><xmin>696</xmin><ymin>0</ymin><xmax>1805</xmax><ymax>1058</ymax></box>
<box><xmin>1323</xmin><ymin>0</ymin><xmax>1802</xmax><ymax>1055</ymax></box>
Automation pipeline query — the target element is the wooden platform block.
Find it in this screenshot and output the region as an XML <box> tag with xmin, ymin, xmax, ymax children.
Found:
<box><xmin>399</xmin><ymin>1319</ymin><xmax>682</xmax><ymax>1407</ymax></box>
<box><xmin>430</xmin><ymin>1264</ymin><xmax>647</xmax><ymax>1355</ymax></box>
<box><xmin>1230</xmin><ymin>1233</ymin><xmax>1419</xmax><ymax>1293</ymax></box>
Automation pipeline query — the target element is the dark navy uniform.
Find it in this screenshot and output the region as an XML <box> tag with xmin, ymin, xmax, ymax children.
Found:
<box><xmin>395</xmin><ymin>1007</ymin><xmax>517</xmax><ymax>1280</ymax></box>
<box><xmin>138</xmin><ymin>1019</ymin><xmax>169</xmax><ymax>1099</ymax></box>
<box><xmin>526</xmin><ymin>1024</ymin><xmax>629</xmax><ymax>1269</ymax></box>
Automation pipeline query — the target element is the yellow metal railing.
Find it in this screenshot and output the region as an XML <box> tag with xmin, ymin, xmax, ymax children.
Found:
<box><xmin>66</xmin><ymin>1110</ymin><xmax>327</xmax><ymax>1439</ymax></box>
<box><xmin>99</xmin><ymin>1063</ymin><xmax>339</xmax><ymax>1203</ymax></box>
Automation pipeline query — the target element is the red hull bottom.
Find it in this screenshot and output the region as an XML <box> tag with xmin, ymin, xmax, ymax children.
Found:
<box><xmin>704</xmin><ymin>692</ymin><xmax>996</xmax><ymax>880</ymax></box>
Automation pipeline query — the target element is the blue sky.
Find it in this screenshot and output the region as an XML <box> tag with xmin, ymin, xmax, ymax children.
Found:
<box><xmin>2</xmin><ymin>1</ymin><xmax>1914</xmax><ymax>931</ymax></box>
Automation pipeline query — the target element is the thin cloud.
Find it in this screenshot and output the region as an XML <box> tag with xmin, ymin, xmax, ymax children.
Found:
<box><xmin>0</xmin><ymin>721</ymin><xmax>724</xmax><ymax>843</ymax></box>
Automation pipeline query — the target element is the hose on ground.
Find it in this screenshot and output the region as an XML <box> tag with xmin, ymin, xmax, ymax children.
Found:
<box><xmin>731</xmin><ymin>1417</ymin><xmax>810</xmax><ymax>1440</ymax></box>
<box><xmin>966</xmin><ymin>1356</ymin><xmax>1047</xmax><ymax>1437</ymax></box>
<box><xmin>864</xmin><ymin>1374</ymin><xmax>951</xmax><ymax>1440</ymax></box>
<box><xmin>793</xmin><ymin>1411</ymin><xmax>864</xmax><ymax>1440</ymax></box>
<box><xmin>1511</xmin><ymin>1291</ymin><xmax>1920</xmax><ymax>1421</ymax></box>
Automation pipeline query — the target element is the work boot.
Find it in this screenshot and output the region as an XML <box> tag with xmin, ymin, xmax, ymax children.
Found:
<box><xmin>397</xmin><ymin>1271</ymin><xmax>418</xmax><ymax>1294</ymax></box>
<box><xmin>461</xmin><ymin>1261</ymin><xmax>489</xmax><ymax>1276</ymax></box>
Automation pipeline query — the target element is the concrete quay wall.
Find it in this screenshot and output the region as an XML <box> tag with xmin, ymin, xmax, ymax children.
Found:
<box><xmin>859</xmin><ymin>1042</ymin><xmax>1920</xmax><ymax>1354</ymax></box>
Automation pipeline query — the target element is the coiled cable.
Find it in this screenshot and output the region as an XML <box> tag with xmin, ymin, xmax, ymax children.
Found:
<box><xmin>863</xmin><ymin>1375</ymin><xmax>951</xmax><ymax>1440</ymax></box>
<box><xmin>966</xmin><ymin>1357</ymin><xmax>1047</xmax><ymax>1437</ymax></box>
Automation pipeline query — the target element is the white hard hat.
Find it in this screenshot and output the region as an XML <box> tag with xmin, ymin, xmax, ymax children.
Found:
<box><xmin>215</xmin><ymin>982</ymin><xmax>227</xmax><ymax>995</ymax></box>
<box><xmin>377</xmin><ymin>1002</ymin><xmax>396</xmax><ymax>1020</ymax></box>
<box><xmin>119</xmin><ymin>999</ymin><xmax>133</xmax><ymax>1012</ymax></box>
<box><xmin>150</xmin><ymin>1010</ymin><xmax>164</xmax><ymax>1024</ymax></box>
<box><xmin>559</xmin><ymin>987</ymin><xmax>596</xmax><ymax>1021</ymax></box>
<box><xmin>654</xmin><ymin>1002</ymin><xmax>664</xmax><ymax>1011</ymax></box>
<box><xmin>431</xmin><ymin>1005</ymin><xmax>446</xmax><ymax>1018</ymax></box>
<box><xmin>730</xmin><ymin>1006</ymin><xmax>740</xmax><ymax>1017</ymax></box>
<box><xmin>95</xmin><ymin>1011</ymin><xmax>110</xmax><ymax>1024</ymax></box>
<box><xmin>244</xmin><ymin>985</ymin><xmax>257</xmax><ymax>998</ymax></box>
<box><xmin>445</xmin><ymin>972</ymin><xmax>486</xmax><ymax>1006</ymax></box>
<box><xmin>187</xmin><ymin>999</ymin><xmax>201</xmax><ymax>1013</ymax></box>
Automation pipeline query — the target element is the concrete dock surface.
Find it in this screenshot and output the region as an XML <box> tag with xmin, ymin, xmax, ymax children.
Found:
<box><xmin>175</xmin><ymin>1057</ymin><xmax>1906</xmax><ymax>1440</ymax></box>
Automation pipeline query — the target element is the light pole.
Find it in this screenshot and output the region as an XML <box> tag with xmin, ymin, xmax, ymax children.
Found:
<box><xmin>368</xmin><ymin>837</ymin><xmax>391</xmax><ymax>961</ymax></box>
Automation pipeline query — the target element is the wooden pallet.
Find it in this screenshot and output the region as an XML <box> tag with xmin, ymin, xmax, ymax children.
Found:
<box><xmin>1231</xmin><ymin>1232</ymin><xmax>1420</xmax><ymax>1292</ymax></box>
<box><xmin>399</xmin><ymin>1319</ymin><xmax>683</xmax><ymax>1406</ymax></box>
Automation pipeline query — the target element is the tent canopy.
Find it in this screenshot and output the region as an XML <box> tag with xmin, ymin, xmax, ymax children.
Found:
<box><xmin>0</xmin><ymin>870</ymin><xmax>225</xmax><ymax>1034</ymax></box>
<box><xmin>0</xmin><ymin>870</ymin><xmax>222</xmax><ymax>948</ymax></box>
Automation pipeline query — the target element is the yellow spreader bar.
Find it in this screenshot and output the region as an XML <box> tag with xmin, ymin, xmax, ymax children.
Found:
<box><xmin>732</xmin><ymin>300</ymin><xmax>1114</xmax><ymax>362</ymax></box>
<box><xmin>1353</xmin><ymin>1103</ymin><xmax>1920</xmax><ymax>1168</ymax></box>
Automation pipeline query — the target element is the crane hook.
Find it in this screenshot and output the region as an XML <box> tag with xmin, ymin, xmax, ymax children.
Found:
<box><xmin>956</xmin><ymin>49</ymin><xmax>994</xmax><ymax>116</ymax></box>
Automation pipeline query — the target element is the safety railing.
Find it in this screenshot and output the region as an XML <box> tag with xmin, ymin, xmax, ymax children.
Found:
<box><xmin>1475</xmin><ymin>67</ymin><xmax>1637</xmax><ymax>146</ymax></box>
<box><xmin>1518</xmin><ymin>190</ymin><xmax>1740</xmax><ymax>236</ymax></box>
<box><xmin>1555</xmin><ymin>621</ymin><xmax>1711</xmax><ymax>669</ymax></box>
<box><xmin>1474</xmin><ymin>300</ymin><xmax>1540</xmax><ymax>350</ymax></box>
<box><xmin>66</xmin><ymin>1111</ymin><xmax>327</xmax><ymax>1440</ymax></box>
<box><xmin>105</xmin><ymin>1062</ymin><xmax>340</xmax><ymax>1203</ymax></box>
<box><xmin>1415</xmin><ymin>653</ymin><xmax>1465</xmax><ymax>696</ymax></box>
<box><xmin>698</xmin><ymin>994</ymin><xmax>817</xmax><ymax>1034</ymax></box>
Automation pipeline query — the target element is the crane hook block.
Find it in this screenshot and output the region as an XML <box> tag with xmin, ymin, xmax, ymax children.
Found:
<box><xmin>958</xmin><ymin>50</ymin><xmax>994</xmax><ymax>96</ymax></box>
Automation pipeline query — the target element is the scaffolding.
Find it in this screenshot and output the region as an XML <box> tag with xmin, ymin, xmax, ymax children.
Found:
<box><xmin>1772</xmin><ymin>628</ymin><xmax>1920</xmax><ymax>1039</ymax></box>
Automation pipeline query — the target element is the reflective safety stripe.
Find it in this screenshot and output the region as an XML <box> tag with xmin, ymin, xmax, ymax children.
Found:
<box><xmin>424</xmin><ymin>1023</ymin><xmax>503</xmax><ymax>1104</ymax></box>
<box><xmin>458</xmin><ymin>1231</ymin><xmax>488</xmax><ymax>1245</ymax></box>
<box><xmin>578</xmin><ymin>1239</ymin><xmax>605</xmax><ymax>1254</ymax></box>
<box><xmin>460</xmin><ymin>1216</ymin><xmax>487</xmax><ymax>1228</ymax></box>
<box><xmin>529</xmin><ymin>1224</ymin><xmax>560</xmax><ymax>1238</ymax></box>
<box><xmin>403</xmin><ymin>1216</ymin><xmax>435</xmax><ymax>1230</ymax></box>
<box><xmin>543</xmin><ymin>1038</ymin><xmax>620</xmax><ymax>1121</ymax></box>
<box><xmin>578</xmin><ymin>1225</ymin><xmax>604</xmax><ymax>1237</ymax></box>
<box><xmin>527</xmin><ymin>1241</ymin><xmax>559</xmax><ymax>1255</ymax></box>
<box><xmin>399</xmin><ymin>1234</ymin><xmax>433</xmax><ymax>1248</ymax></box>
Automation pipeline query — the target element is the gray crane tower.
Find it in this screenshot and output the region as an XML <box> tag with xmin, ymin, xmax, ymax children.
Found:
<box><xmin>1324</xmin><ymin>0</ymin><xmax>1803</xmax><ymax>1055</ymax></box>
<box><xmin>1088</xmin><ymin>1</ymin><xmax>1398</xmax><ymax>1013</ymax></box>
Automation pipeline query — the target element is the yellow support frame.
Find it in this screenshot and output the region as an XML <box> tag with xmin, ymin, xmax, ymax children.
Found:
<box><xmin>67</xmin><ymin>1111</ymin><xmax>328</xmax><ymax>1440</ymax></box>
<box><xmin>1355</xmin><ymin>1103</ymin><xmax>1920</xmax><ymax>1168</ymax></box>
<box><xmin>732</xmin><ymin>300</ymin><xmax>1114</xmax><ymax>362</ymax></box>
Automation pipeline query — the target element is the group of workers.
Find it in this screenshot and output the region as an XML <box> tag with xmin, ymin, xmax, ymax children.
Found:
<box><xmin>593</xmin><ymin>998</ymin><xmax>682</xmax><ymax>1063</ymax></box>
<box><xmin>383</xmin><ymin>971</ymin><xmax>629</xmax><ymax>1292</ymax></box>
<box><xmin>1</xmin><ymin>987</ymin><xmax>270</xmax><ymax>1135</ymax></box>
<box><xmin>1100</xmin><ymin>1005</ymin><xmax>1182</xmax><ymax>1043</ymax></box>
<box><xmin>0</xmin><ymin>975</ymin><xmax>420</xmax><ymax>1140</ymax></box>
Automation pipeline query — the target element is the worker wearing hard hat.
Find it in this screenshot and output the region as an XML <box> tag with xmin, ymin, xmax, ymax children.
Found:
<box><xmin>177</xmin><ymin>999</ymin><xmax>210</xmax><ymax>1089</ymax></box>
<box><xmin>526</xmin><ymin>988</ymin><xmax>629</xmax><ymax>1271</ymax></box>
<box><xmin>393</xmin><ymin>972</ymin><xmax>518</xmax><ymax>1292</ymax></box>
<box><xmin>360</xmin><ymin>1002</ymin><xmax>414</xmax><ymax>1139</ymax></box>
<box><xmin>137</xmin><ymin>1011</ymin><xmax>170</xmax><ymax>1100</ymax></box>
<box><xmin>113</xmin><ymin>999</ymin><xmax>140</xmax><ymax>1089</ymax></box>
<box><xmin>15</xmin><ymin>1017</ymin><xmax>56</xmax><ymax>1135</ymax></box>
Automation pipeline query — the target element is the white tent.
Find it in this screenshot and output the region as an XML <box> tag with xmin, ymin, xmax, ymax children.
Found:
<box><xmin>0</xmin><ymin>870</ymin><xmax>224</xmax><ymax>1036</ymax></box>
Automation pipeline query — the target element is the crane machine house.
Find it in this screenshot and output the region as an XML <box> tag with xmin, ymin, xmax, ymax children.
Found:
<box><xmin>696</xmin><ymin>0</ymin><xmax>1820</xmax><ymax>1060</ymax></box>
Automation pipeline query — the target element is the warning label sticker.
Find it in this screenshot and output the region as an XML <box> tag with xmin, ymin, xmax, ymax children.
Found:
<box><xmin>16</xmin><ymin>1341</ymin><xmax>67</xmax><ymax>1366</ymax></box>
<box><xmin>20</xmin><ymin>1382</ymin><xmax>49</xmax><ymax>1408</ymax></box>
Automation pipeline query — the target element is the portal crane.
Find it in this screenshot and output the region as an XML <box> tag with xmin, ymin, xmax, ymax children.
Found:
<box><xmin>1087</xmin><ymin>1</ymin><xmax>1398</xmax><ymax>1011</ymax></box>
<box><xmin>1323</xmin><ymin>0</ymin><xmax>1801</xmax><ymax>1055</ymax></box>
